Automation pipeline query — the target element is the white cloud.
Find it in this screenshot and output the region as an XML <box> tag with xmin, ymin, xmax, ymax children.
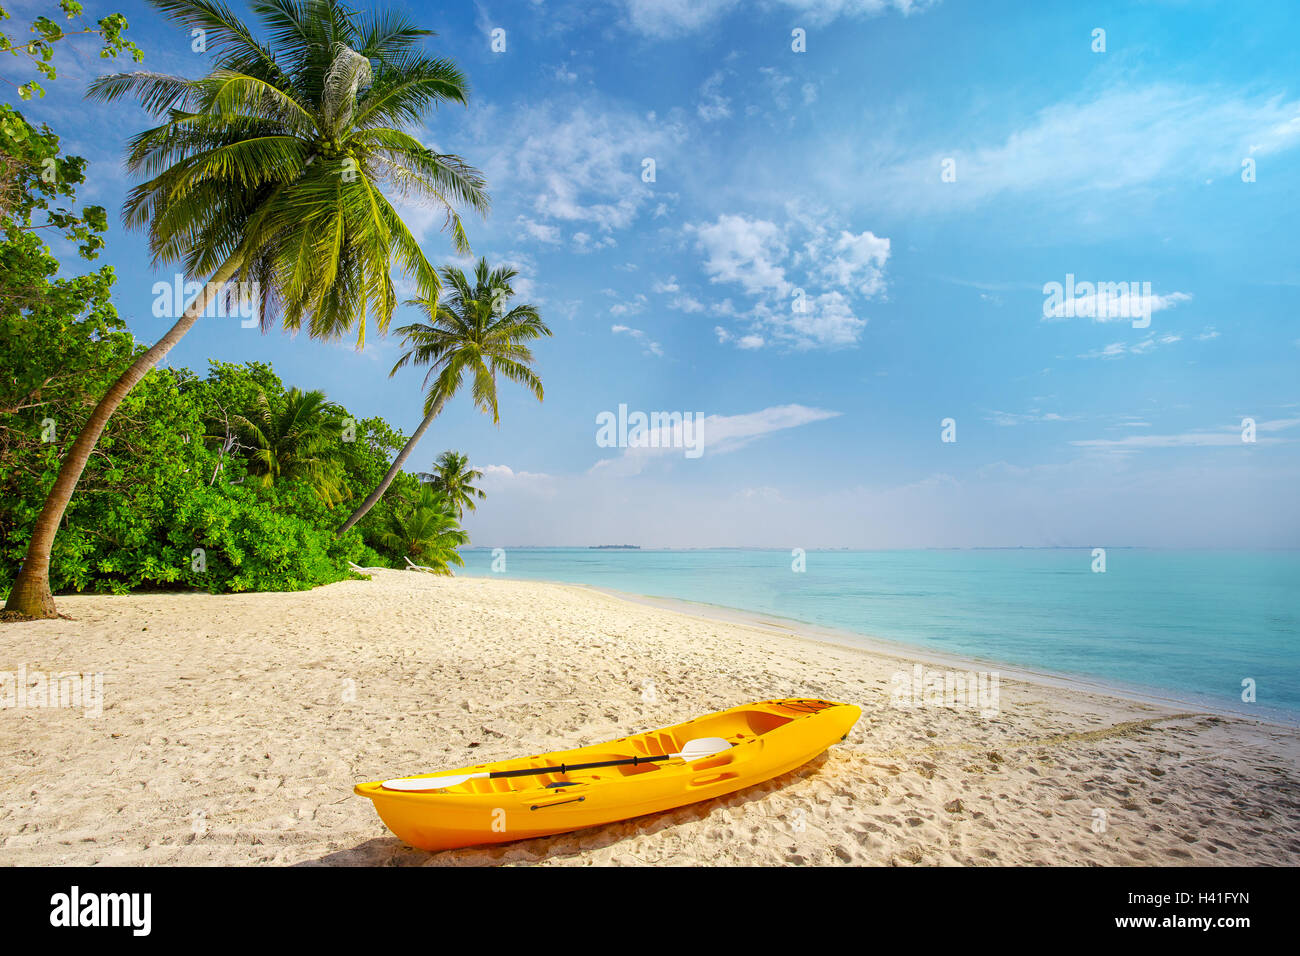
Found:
<box><xmin>698</xmin><ymin>70</ymin><xmax>732</xmax><ymax>122</ymax></box>
<box><xmin>1071</xmin><ymin>418</ymin><xmax>1299</xmax><ymax>449</ymax></box>
<box><xmin>780</xmin><ymin>291</ymin><xmax>867</xmax><ymax>349</ymax></box>
<box><xmin>1073</xmin><ymin>433</ymin><xmax>1274</xmax><ymax>449</ymax></box>
<box><xmin>985</xmin><ymin>410</ymin><xmax>1075</xmax><ymax>426</ymax></box>
<box><xmin>687</xmin><ymin>211</ymin><xmax>890</xmax><ymax>349</ymax></box>
<box><xmin>690</xmin><ymin>214</ymin><xmax>791</xmax><ymax>296</ymax></box>
<box><xmin>1077</xmin><ymin>332</ymin><xmax>1183</xmax><ymax>360</ymax></box>
<box><xmin>482</xmin><ymin>464</ymin><xmax>553</xmax><ymax>481</ymax></box>
<box><xmin>809</xmin><ymin>229</ymin><xmax>890</xmax><ymax>296</ymax></box>
<box><xmin>480</xmin><ymin>101</ymin><xmax>684</xmax><ymax>235</ymax></box>
<box><xmin>619</xmin><ymin>0</ymin><xmax>935</xmax><ymax>37</ymax></box>
<box><xmin>611</xmin><ymin>322</ymin><xmax>663</xmax><ymax>356</ymax></box>
<box><xmin>621</xmin><ymin>0</ymin><xmax>738</xmax><ymax>36</ymax></box>
<box><xmin>474</xmin><ymin>2</ymin><xmax>496</xmax><ymax>40</ymax></box>
<box><xmin>702</xmin><ymin>404</ymin><xmax>840</xmax><ymax>452</ymax></box>
<box><xmin>572</xmin><ymin>231</ymin><xmax>617</xmax><ymax>253</ymax></box>
<box><xmin>590</xmin><ymin>403</ymin><xmax>840</xmax><ymax>475</ymax></box>
<box><xmin>860</xmin><ymin>85</ymin><xmax>1300</xmax><ymax>214</ymax></box>
<box><xmin>1043</xmin><ymin>286</ymin><xmax>1192</xmax><ymax>324</ymax></box>
<box><xmin>775</xmin><ymin>0</ymin><xmax>938</xmax><ymax>23</ymax></box>
<box><xmin>514</xmin><ymin>215</ymin><xmax>563</xmax><ymax>245</ymax></box>
<box><xmin>609</xmin><ymin>293</ymin><xmax>648</xmax><ymax>316</ymax></box>
<box><xmin>463</xmin><ymin>446</ymin><xmax>1300</xmax><ymax>549</ymax></box>
<box><xmin>1079</xmin><ymin>342</ymin><xmax>1128</xmax><ymax>360</ymax></box>
<box><xmin>758</xmin><ymin>67</ymin><xmax>794</xmax><ymax>111</ymax></box>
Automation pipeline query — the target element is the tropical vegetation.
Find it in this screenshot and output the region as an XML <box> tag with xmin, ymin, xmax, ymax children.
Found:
<box><xmin>419</xmin><ymin>450</ymin><xmax>485</xmax><ymax>518</ymax></box>
<box><xmin>0</xmin><ymin>338</ymin><xmax>481</xmax><ymax>595</ymax></box>
<box><xmin>378</xmin><ymin>485</ymin><xmax>468</xmax><ymax>574</ymax></box>
<box><xmin>233</xmin><ymin>386</ymin><xmax>353</xmax><ymax>506</ymax></box>
<box><xmin>3</xmin><ymin>0</ymin><xmax>506</xmax><ymax>617</ymax></box>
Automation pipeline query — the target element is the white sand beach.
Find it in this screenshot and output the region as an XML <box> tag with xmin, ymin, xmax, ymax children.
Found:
<box><xmin>2</xmin><ymin>570</ymin><xmax>1297</xmax><ymax>866</ymax></box>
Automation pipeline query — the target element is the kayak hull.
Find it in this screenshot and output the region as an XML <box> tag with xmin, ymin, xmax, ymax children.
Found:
<box><xmin>354</xmin><ymin>698</ymin><xmax>860</xmax><ymax>852</ymax></box>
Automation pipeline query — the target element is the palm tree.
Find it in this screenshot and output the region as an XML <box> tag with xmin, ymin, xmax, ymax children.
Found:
<box><xmin>337</xmin><ymin>258</ymin><xmax>549</xmax><ymax>534</ymax></box>
<box><xmin>5</xmin><ymin>0</ymin><xmax>488</xmax><ymax>617</ymax></box>
<box><xmin>235</xmin><ymin>387</ymin><xmax>349</xmax><ymax>505</ymax></box>
<box><xmin>418</xmin><ymin>450</ymin><xmax>485</xmax><ymax>518</ymax></box>
<box><xmin>379</xmin><ymin>485</ymin><xmax>467</xmax><ymax>573</ymax></box>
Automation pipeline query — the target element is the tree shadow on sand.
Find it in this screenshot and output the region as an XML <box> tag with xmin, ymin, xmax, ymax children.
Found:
<box><xmin>299</xmin><ymin>753</ymin><xmax>832</xmax><ymax>866</ymax></box>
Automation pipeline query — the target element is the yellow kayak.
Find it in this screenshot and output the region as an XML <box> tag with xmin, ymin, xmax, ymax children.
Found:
<box><xmin>354</xmin><ymin>698</ymin><xmax>861</xmax><ymax>851</ymax></box>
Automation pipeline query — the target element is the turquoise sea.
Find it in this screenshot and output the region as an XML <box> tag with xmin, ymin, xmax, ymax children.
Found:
<box><xmin>460</xmin><ymin>548</ymin><xmax>1300</xmax><ymax>722</ymax></box>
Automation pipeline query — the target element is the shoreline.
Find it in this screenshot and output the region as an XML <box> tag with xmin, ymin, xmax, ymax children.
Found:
<box><xmin>461</xmin><ymin>573</ymin><xmax>1298</xmax><ymax>729</ymax></box>
<box><xmin>3</xmin><ymin>570</ymin><xmax>1297</xmax><ymax>866</ymax></box>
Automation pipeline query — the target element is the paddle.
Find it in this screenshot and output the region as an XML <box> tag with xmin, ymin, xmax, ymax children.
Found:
<box><xmin>380</xmin><ymin>736</ymin><xmax>732</xmax><ymax>792</ymax></box>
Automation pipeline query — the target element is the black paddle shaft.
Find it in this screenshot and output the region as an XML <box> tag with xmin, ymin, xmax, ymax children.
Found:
<box><xmin>489</xmin><ymin>752</ymin><xmax>673</xmax><ymax>780</ymax></box>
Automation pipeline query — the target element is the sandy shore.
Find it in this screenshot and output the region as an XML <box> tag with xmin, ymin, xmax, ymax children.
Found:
<box><xmin>2</xmin><ymin>570</ymin><xmax>1297</xmax><ymax>866</ymax></box>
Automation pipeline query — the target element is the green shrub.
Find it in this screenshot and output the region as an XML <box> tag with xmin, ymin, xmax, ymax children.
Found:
<box><xmin>3</xmin><ymin>357</ymin><xmax>425</xmax><ymax>596</ymax></box>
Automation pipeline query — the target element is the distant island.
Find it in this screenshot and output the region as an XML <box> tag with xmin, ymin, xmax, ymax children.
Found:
<box><xmin>589</xmin><ymin>545</ymin><xmax>641</xmax><ymax>550</ymax></box>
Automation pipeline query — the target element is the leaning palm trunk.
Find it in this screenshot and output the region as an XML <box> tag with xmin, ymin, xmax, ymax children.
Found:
<box><xmin>336</xmin><ymin>396</ymin><xmax>445</xmax><ymax>536</ymax></box>
<box><xmin>336</xmin><ymin>259</ymin><xmax>549</xmax><ymax>538</ymax></box>
<box><xmin>4</xmin><ymin>255</ymin><xmax>242</xmax><ymax>618</ymax></box>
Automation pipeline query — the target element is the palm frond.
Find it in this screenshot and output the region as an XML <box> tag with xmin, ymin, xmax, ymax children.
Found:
<box><xmin>94</xmin><ymin>0</ymin><xmax>485</xmax><ymax>347</ymax></box>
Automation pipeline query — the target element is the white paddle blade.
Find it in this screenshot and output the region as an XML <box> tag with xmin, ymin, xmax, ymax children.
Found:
<box><xmin>676</xmin><ymin>737</ymin><xmax>732</xmax><ymax>762</ymax></box>
<box><xmin>381</xmin><ymin>773</ymin><xmax>475</xmax><ymax>792</ymax></box>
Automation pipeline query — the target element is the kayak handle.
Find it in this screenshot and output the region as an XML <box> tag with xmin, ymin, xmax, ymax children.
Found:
<box><xmin>530</xmin><ymin>796</ymin><xmax>586</xmax><ymax>811</ymax></box>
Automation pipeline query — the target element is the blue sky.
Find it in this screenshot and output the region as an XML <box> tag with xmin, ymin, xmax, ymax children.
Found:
<box><xmin>10</xmin><ymin>0</ymin><xmax>1300</xmax><ymax>547</ymax></box>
